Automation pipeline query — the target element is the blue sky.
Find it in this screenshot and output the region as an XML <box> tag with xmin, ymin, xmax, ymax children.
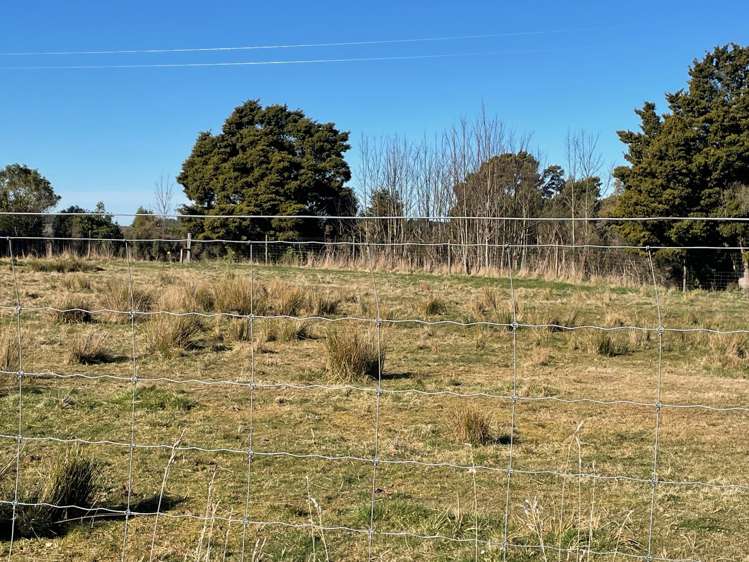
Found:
<box><xmin>1</xmin><ymin>1</ymin><xmax>748</xmax><ymax>219</ymax></box>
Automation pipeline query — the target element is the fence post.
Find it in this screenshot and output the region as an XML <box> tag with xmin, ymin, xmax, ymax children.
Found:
<box><xmin>264</xmin><ymin>235</ymin><xmax>269</xmax><ymax>265</ymax></box>
<box><xmin>447</xmin><ymin>241</ymin><xmax>451</xmax><ymax>274</ymax></box>
<box><xmin>186</xmin><ymin>232</ymin><xmax>191</xmax><ymax>263</ymax></box>
<box><xmin>485</xmin><ymin>238</ymin><xmax>489</xmax><ymax>272</ymax></box>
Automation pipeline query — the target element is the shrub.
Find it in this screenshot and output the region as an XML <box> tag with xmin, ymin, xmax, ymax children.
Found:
<box><xmin>325</xmin><ymin>327</ymin><xmax>384</xmax><ymax>382</ymax></box>
<box><xmin>67</xmin><ymin>331</ymin><xmax>115</xmax><ymax>365</ymax></box>
<box><xmin>145</xmin><ymin>315</ymin><xmax>204</xmax><ymax>357</ymax></box>
<box><xmin>455</xmin><ymin>408</ymin><xmax>493</xmax><ymax>446</ymax></box>
<box><xmin>51</xmin><ymin>295</ymin><xmax>93</xmax><ymax>324</ymax></box>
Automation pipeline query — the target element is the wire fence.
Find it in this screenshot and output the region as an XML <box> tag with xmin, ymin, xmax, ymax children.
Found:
<box><xmin>0</xmin><ymin>215</ymin><xmax>748</xmax><ymax>560</ymax></box>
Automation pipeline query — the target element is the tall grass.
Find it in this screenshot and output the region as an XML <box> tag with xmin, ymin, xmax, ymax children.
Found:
<box><xmin>51</xmin><ymin>295</ymin><xmax>93</xmax><ymax>324</ymax></box>
<box><xmin>101</xmin><ymin>278</ymin><xmax>154</xmax><ymax>321</ymax></box>
<box><xmin>67</xmin><ymin>331</ymin><xmax>115</xmax><ymax>365</ymax></box>
<box><xmin>325</xmin><ymin>327</ymin><xmax>383</xmax><ymax>382</ymax></box>
<box><xmin>26</xmin><ymin>255</ymin><xmax>98</xmax><ymax>273</ymax></box>
<box><xmin>0</xmin><ymin>328</ymin><xmax>20</xmax><ymax>372</ymax></box>
<box><xmin>145</xmin><ymin>315</ymin><xmax>204</xmax><ymax>357</ymax></box>
<box><xmin>454</xmin><ymin>408</ymin><xmax>493</xmax><ymax>445</ymax></box>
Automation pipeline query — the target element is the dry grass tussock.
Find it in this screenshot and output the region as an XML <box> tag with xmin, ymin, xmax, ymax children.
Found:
<box><xmin>325</xmin><ymin>327</ymin><xmax>383</xmax><ymax>382</ymax></box>
<box><xmin>261</xmin><ymin>319</ymin><xmax>313</xmax><ymax>343</ymax></box>
<box><xmin>145</xmin><ymin>315</ymin><xmax>204</xmax><ymax>357</ymax></box>
<box><xmin>454</xmin><ymin>408</ymin><xmax>493</xmax><ymax>446</ymax></box>
<box><xmin>25</xmin><ymin>254</ymin><xmax>99</xmax><ymax>274</ymax></box>
<box><xmin>0</xmin><ymin>328</ymin><xmax>21</xmax><ymax>372</ymax></box>
<box><xmin>51</xmin><ymin>295</ymin><xmax>94</xmax><ymax>324</ymax></box>
<box><xmin>100</xmin><ymin>278</ymin><xmax>154</xmax><ymax>321</ymax></box>
<box><xmin>67</xmin><ymin>330</ymin><xmax>115</xmax><ymax>365</ymax></box>
<box><xmin>0</xmin><ymin>453</ymin><xmax>100</xmax><ymax>539</ymax></box>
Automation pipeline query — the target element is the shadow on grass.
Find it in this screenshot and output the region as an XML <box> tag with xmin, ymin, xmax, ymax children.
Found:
<box><xmin>0</xmin><ymin>494</ymin><xmax>185</xmax><ymax>541</ymax></box>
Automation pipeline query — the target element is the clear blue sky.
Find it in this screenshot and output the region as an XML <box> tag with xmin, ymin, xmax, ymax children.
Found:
<box><xmin>1</xmin><ymin>1</ymin><xmax>748</xmax><ymax>219</ymax></box>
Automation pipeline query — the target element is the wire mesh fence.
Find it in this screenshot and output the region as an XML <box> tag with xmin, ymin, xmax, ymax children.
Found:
<box><xmin>0</xmin><ymin>214</ymin><xmax>748</xmax><ymax>560</ymax></box>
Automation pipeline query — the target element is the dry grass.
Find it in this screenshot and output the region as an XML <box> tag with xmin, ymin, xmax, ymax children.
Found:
<box><xmin>0</xmin><ymin>328</ymin><xmax>20</xmax><ymax>372</ymax></box>
<box><xmin>307</xmin><ymin>291</ymin><xmax>341</xmax><ymax>316</ymax></box>
<box><xmin>61</xmin><ymin>274</ymin><xmax>93</xmax><ymax>292</ymax></box>
<box><xmin>213</xmin><ymin>275</ymin><xmax>255</xmax><ymax>315</ymax></box>
<box><xmin>262</xmin><ymin>319</ymin><xmax>313</xmax><ymax>343</ymax></box>
<box><xmin>422</xmin><ymin>295</ymin><xmax>448</xmax><ymax>316</ymax></box>
<box><xmin>145</xmin><ymin>315</ymin><xmax>204</xmax><ymax>357</ymax></box>
<box><xmin>101</xmin><ymin>278</ymin><xmax>154</xmax><ymax>321</ymax></box>
<box><xmin>269</xmin><ymin>281</ymin><xmax>306</xmax><ymax>316</ymax></box>
<box><xmin>454</xmin><ymin>408</ymin><xmax>493</xmax><ymax>445</ymax></box>
<box><xmin>325</xmin><ymin>326</ymin><xmax>383</xmax><ymax>382</ymax></box>
<box><xmin>50</xmin><ymin>295</ymin><xmax>94</xmax><ymax>323</ymax></box>
<box><xmin>67</xmin><ymin>330</ymin><xmax>115</xmax><ymax>365</ymax></box>
<box><xmin>6</xmin><ymin>454</ymin><xmax>100</xmax><ymax>539</ymax></box>
<box><xmin>26</xmin><ymin>255</ymin><xmax>98</xmax><ymax>273</ymax></box>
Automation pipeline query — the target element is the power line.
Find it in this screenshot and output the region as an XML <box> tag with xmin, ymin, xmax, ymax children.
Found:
<box><xmin>0</xmin><ymin>28</ymin><xmax>605</xmax><ymax>57</ymax></box>
<box><xmin>0</xmin><ymin>49</ymin><xmax>540</xmax><ymax>71</ymax></box>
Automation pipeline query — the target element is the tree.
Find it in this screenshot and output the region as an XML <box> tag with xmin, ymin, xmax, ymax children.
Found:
<box><xmin>0</xmin><ymin>164</ymin><xmax>59</xmax><ymax>239</ymax></box>
<box><xmin>53</xmin><ymin>202</ymin><xmax>123</xmax><ymax>245</ymax></box>
<box><xmin>611</xmin><ymin>44</ymin><xmax>749</xmax><ymax>284</ymax></box>
<box><xmin>178</xmin><ymin>100</ymin><xmax>357</xmax><ymax>248</ymax></box>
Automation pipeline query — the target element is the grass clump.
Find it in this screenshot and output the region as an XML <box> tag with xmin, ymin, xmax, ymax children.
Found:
<box><xmin>145</xmin><ymin>315</ymin><xmax>204</xmax><ymax>357</ymax></box>
<box><xmin>101</xmin><ymin>278</ymin><xmax>154</xmax><ymax>320</ymax></box>
<box><xmin>213</xmin><ymin>275</ymin><xmax>256</xmax><ymax>315</ymax></box>
<box><xmin>61</xmin><ymin>274</ymin><xmax>93</xmax><ymax>292</ymax></box>
<box><xmin>308</xmin><ymin>291</ymin><xmax>341</xmax><ymax>316</ymax></box>
<box><xmin>594</xmin><ymin>333</ymin><xmax>629</xmax><ymax>357</ymax></box>
<box><xmin>5</xmin><ymin>454</ymin><xmax>100</xmax><ymax>539</ymax></box>
<box><xmin>325</xmin><ymin>327</ymin><xmax>383</xmax><ymax>382</ymax></box>
<box><xmin>454</xmin><ymin>408</ymin><xmax>493</xmax><ymax>445</ymax></box>
<box><xmin>26</xmin><ymin>256</ymin><xmax>98</xmax><ymax>274</ymax></box>
<box><xmin>423</xmin><ymin>295</ymin><xmax>448</xmax><ymax>316</ymax></box>
<box><xmin>115</xmin><ymin>385</ymin><xmax>196</xmax><ymax>411</ymax></box>
<box><xmin>262</xmin><ymin>319</ymin><xmax>313</xmax><ymax>343</ymax></box>
<box><xmin>159</xmin><ymin>281</ymin><xmax>215</xmax><ymax>313</ymax></box>
<box><xmin>269</xmin><ymin>281</ymin><xmax>307</xmax><ymax>316</ymax></box>
<box><xmin>51</xmin><ymin>295</ymin><xmax>93</xmax><ymax>324</ymax></box>
<box><xmin>67</xmin><ymin>331</ymin><xmax>115</xmax><ymax>365</ymax></box>
<box><xmin>0</xmin><ymin>329</ymin><xmax>20</xmax><ymax>372</ymax></box>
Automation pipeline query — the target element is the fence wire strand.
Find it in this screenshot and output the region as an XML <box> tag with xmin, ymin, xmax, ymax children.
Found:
<box><xmin>1</xmin><ymin>226</ymin><xmax>747</xmax><ymax>560</ymax></box>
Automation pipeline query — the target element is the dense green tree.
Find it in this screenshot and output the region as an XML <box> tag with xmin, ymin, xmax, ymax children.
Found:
<box><xmin>53</xmin><ymin>202</ymin><xmax>123</xmax><ymax>240</ymax></box>
<box><xmin>611</xmin><ymin>44</ymin><xmax>749</xmax><ymax>284</ymax></box>
<box><xmin>178</xmin><ymin>100</ymin><xmax>357</xmax><ymax>248</ymax></box>
<box><xmin>0</xmin><ymin>164</ymin><xmax>59</xmax><ymax>239</ymax></box>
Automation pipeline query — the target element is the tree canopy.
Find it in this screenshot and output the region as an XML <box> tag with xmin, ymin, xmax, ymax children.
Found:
<box><xmin>178</xmin><ymin>100</ymin><xmax>357</xmax><ymax>246</ymax></box>
<box><xmin>0</xmin><ymin>164</ymin><xmax>59</xmax><ymax>238</ymax></box>
<box><xmin>611</xmin><ymin>43</ymin><xmax>749</xmax><ymax>281</ymax></box>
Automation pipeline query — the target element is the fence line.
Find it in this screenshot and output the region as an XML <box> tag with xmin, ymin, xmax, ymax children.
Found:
<box><xmin>1</xmin><ymin>228</ymin><xmax>747</xmax><ymax>560</ymax></box>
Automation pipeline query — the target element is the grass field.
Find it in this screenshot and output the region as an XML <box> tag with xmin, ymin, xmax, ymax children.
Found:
<box><xmin>0</xmin><ymin>255</ymin><xmax>747</xmax><ymax>561</ymax></box>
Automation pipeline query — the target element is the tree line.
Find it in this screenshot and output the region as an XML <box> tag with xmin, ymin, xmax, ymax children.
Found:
<box><xmin>1</xmin><ymin>44</ymin><xmax>748</xmax><ymax>286</ymax></box>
